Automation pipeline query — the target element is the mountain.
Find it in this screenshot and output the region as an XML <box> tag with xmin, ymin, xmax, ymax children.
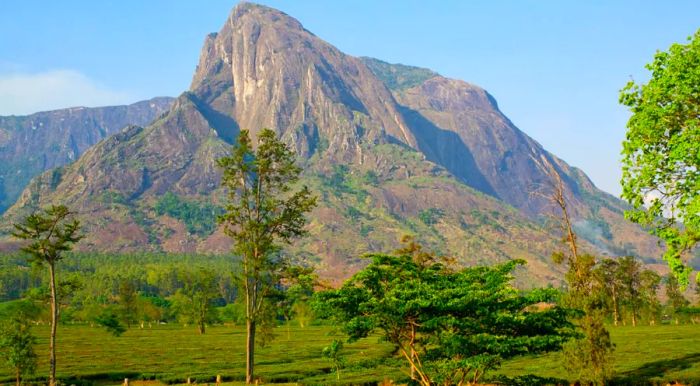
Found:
<box><xmin>0</xmin><ymin>3</ymin><xmax>661</xmax><ymax>284</ymax></box>
<box><xmin>0</xmin><ymin>97</ymin><xmax>174</xmax><ymax>212</ymax></box>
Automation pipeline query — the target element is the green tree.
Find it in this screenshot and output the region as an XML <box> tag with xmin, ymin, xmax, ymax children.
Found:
<box><xmin>315</xmin><ymin>241</ymin><xmax>573</xmax><ymax>385</ymax></box>
<box><xmin>619</xmin><ymin>29</ymin><xmax>700</xmax><ymax>286</ymax></box>
<box><xmin>594</xmin><ymin>258</ymin><xmax>622</xmax><ymax>326</ymax></box>
<box><xmin>278</xmin><ymin>266</ymin><xmax>317</xmax><ymax>337</ymax></box>
<box><xmin>665</xmin><ymin>273</ymin><xmax>690</xmax><ymax>324</ymax></box>
<box><xmin>12</xmin><ymin>205</ymin><xmax>83</xmax><ymax>386</ymax></box>
<box><xmin>94</xmin><ymin>307</ymin><xmax>127</xmax><ymax>337</ymax></box>
<box><xmin>217</xmin><ymin>128</ymin><xmax>317</xmax><ymax>384</ymax></box>
<box><xmin>117</xmin><ymin>279</ymin><xmax>138</xmax><ymax>328</ymax></box>
<box><xmin>617</xmin><ymin>256</ymin><xmax>643</xmax><ymax>326</ymax></box>
<box><xmin>321</xmin><ymin>339</ymin><xmax>345</xmax><ymax>380</ymax></box>
<box><xmin>639</xmin><ymin>269</ymin><xmax>662</xmax><ymax>325</ymax></box>
<box><xmin>136</xmin><ymin>296</ymin><xmax>163</xmax><ymax>327</ymax></box>
<box><xmin>0</xmin><ymin>301</ymin><xmax>40</xmax><ymax>386</ymax></box>
<box><xmin>170</xmin><ymin>267</ymin><xmax>220</xmax><ymax>334</ymax></box>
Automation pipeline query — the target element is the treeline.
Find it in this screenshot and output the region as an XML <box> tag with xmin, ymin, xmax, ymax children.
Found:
<box><xmin>592</xmin><ymin>256</ymin><xmax>699</xmax><ymax>326</ymax></box>
<box><xmin>1</xmin><ymin>251</ymin><xmax>698</xmax><ymax>333</ymax></box>
<box><xmin>0</xmin><ymin>252</ymin><xmax>315</xmax><ymax>334</ymax></box>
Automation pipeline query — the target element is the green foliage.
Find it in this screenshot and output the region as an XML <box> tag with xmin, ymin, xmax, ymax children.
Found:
<box><xmin>99</xmin><ymin>190</ymin><xmax>128</xmax><ymax>206</ymax></box>
<box><xmin>546</xmin><ymin>171</ymin><xmax>616</xmax><ymax>385</ymax></box>
<box><xmin>328</xmin><ymin>164</ymin><xmax>349</xmax><ymax>188</ymax></box>
<box><xmin>117</xmin><ymin>279</ymin><xmax>138</xmax><ymax>328</ymax></box>
<box><xmin>0</xmin><ymin>303</ymin><xmax>37</xmax><ymax>386</ymax></box>
<box><xmin>562</xmin><ymin>309</ymin><xmax>614</xmax><ymax>386</ymax></box>
<box><xmin>359</xmin><ymin>224</ymin><xmax>373</xmax><ymax>237</ymax></box>
<box><xmin>315</xmin><ymin>240</ymin><xmax>574</xmax><ymax>385</ymax></box>
<box><xmin>0</xmin><ymin>252</ymin><xmax>240</xmax><ymax>327</ymax></box>
<box><xmin>665</xmin><ymin>273</ymin><xmax>690</xmax><ymax>321</ymax></box>
<box><xmin>361</xmin><ymin>57</ymin><xmax>438</xmax><ymax>91</ymax></box>
<box><xmin>0</xmin><ymin>257</ymin><xmax>42</xmax><ymax>302</ymax></box>
<box><xmin>49</xmin><ymin>168</ymin><xmax>63</xmax><ymax>191</ymax></box>
<box><xmin>12</xmin><ymin>204</ymin><xmax>83</xmax><ymax>386</ymax></box>
<box><xmin>618</xmin><ymin>256</ymin><xmax>645</xmax><ymax>326</ymax></box>
<box><xmin>321</xmin><ymin>339</ymin><xmax>345</xmax><ymax>380</ymax></box>
<box><xmin>418</xmin><ymin>207</ymin><xmax>444</xmax><ymax>226</ymax></box>
<box><xmin>277</xmin><ymin>266</ymin><xmax>317</xmax><ymax>330</ymax></box>
<box><xmin>218</xmin><ymin>302</ymin><xmax>246</xmax><ymax>325</ymax></box>
<box><xmin>154</xmin><ymin>192</ymin><xmax>223</xmax><ymax>236</ymax></box>
<box><xmin>94</xmin><ymin>307</ymin><xmax>127</xmax><ymax>337</ymax></box>
<box><xmin>596</xmin><ymin>257</ymin><xmax>664</xmax><ymax>327</ymax></box>
<box><xmin>169</xmin><ymin>267</ymin><xmax>221</xmax><ymax>334</ymax></box>
<box><xmin>344</xmin><ymin>206</ymin><xmax>363</xmax><ymax>221</ymax></box>
<box><xmin>11</xmin><ymin>205</ymin><xmax>83</xmax><ymax>267</ymax></box>
<box><xmin>619</xmin><ymin>29</ymin><xmax>700</xmax><ymax>286</ymax></box>
<box><xmin>362</xmin><ymin>170</ymin><xmax>379</xmax><ymax>186</ymax></box>
<box><xmin>217</xmin><ymin>128</ymin><xmax>317</xmax><ymax>382</ymax></box>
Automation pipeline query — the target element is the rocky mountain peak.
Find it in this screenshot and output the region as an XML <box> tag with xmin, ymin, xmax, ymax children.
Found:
<box><xmin>189</xmin><ymin>2</ymin><xmax>417</xmax><ymax>160</ymax></box>
<box><xmin>0</xmin><ymin>3</ymin><xmax>662</xmax><ymax>281</ymax></box>
<box><xmin>190</xmin><ymin>2</ymin><xmax>309</xmax><ymax>91</ymax></box>
<box><xmin>229</xmin><ymin>2</ymin><xmax>307</xmax><ymax>32</ymax></box>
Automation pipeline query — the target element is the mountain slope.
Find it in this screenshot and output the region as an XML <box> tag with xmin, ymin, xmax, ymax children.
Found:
<box><xmin>1</xmin><ymin>3</ymin><xmax>660</xmax><ymax>283</ymax></box>
<box><xmin>0</xmin><ymin>97</ymin><xmax>174</xmax><ymax>212</ymax></box>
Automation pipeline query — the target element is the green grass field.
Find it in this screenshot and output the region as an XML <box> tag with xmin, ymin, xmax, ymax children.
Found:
<box><xmin>1</xmin><ymin>323</ymin><xmax>699</xmax><ymax>385</ymax></box>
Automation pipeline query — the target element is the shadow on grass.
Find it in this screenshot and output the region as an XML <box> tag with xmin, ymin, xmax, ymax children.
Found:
<box><xmin>611</xmin><ymin>352</ymin><xmax>700</xmax><ymax>385</ymax></box>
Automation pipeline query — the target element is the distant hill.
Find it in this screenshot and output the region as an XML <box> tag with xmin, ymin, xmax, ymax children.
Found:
<box><xmin>0</xmin><ymin>97</ymin><xmax>174</xmax><ymax>212</ymax></box>
<box><xmin>0</xmin><ymin>3</ymin><xmax>661</xmax><ymax>285</ymax></box>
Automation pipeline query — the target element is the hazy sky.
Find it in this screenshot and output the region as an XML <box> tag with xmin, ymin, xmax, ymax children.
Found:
<box><xmin>1</xmin><ymin>1</ymin><xmax>699</xmax><ymax>196</ymax></box>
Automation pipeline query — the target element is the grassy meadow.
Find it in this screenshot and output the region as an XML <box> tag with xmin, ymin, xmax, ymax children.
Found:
<box><xmin>1</xmin><ymin>323</ymin><xmax>699</xmax><ymax>385</ymax></box>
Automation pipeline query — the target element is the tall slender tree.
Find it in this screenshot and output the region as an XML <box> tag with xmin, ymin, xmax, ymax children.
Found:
<box><xmin>117</xmin><ymin>279</ymin><xmax>138</xmax><ymax>329</ymax></box>
<box><xmin>594</xmin><ymin>258</ymin><xmax>622</xmax><ymax>326</ymax></box>
<box><xmin>617</xmin><ymin>256</ymin><xmax>643</xmax><ymax>326</ymax></box>
<box><xmin>544</xmin><ymin>165</ymin><xmax>614</xmax><ymax>385</ymax></box>
<box><xmin>665</xmin><ymin>274</ymin><xmax>690</xmax><ymax>324</ymax></box>
<box><xmin>217</xmin><ymin>128</ymin><xmax>316</xmax><ymax>384</ymax></box>
<box><xmin>12</xmin><ymin>205</ymin><xmax>83</xmax><ymax>386</ymax></box>
<box><xmin>639</xmin><ymin>269</ymin><xmax>662</xmax><ymax>325</ymax></box>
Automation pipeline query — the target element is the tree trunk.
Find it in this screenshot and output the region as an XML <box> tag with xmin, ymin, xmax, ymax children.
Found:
<box><xmin>612</xmin><ymin>287</ymin><xmax>620</xmax><ymax>326</ymax></box>
<box><xmin>15</xmin><ymin>367</ymin><xmax>20</xmax><ymax>386</ymax></box>
<box><xmin>410</xmin><ymin>325</ymin><xmax>416</xmax><ymax>380</ymax></box>
<box><xmin>199</xmin><ymin>320</ymin><xmax>205</xmax><ymax>335</ymax></box>
<box><xmin>48</xmin><ymin>262</ymin><xmax>58</xmax><ymax>386</ymax></box>
<box><xmin>246</xmin><ymin>319</ymin><xmax>256</xmax><ymax>384</ymax></box>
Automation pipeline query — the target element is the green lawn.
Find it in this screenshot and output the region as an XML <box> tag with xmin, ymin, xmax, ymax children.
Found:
<box><xmin>1</xmin><ymin>323</ymin><xmax>699</xmax><ymax>385</ymax></box>
<box><xmin>498</xmin><ymin>324</ymin><xmax>700</xmax><ymax>385</ymax></box>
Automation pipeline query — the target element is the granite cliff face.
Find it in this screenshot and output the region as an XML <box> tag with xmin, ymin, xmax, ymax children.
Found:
<box><xmin>0</xmin><ymin>97</ymin><xmax>174</xmax><ymax>212</ymax></box>
<box><xmin>1</xmin><ymin>3</ymin><xmax>660</xmax><ymax>283</ymax></box>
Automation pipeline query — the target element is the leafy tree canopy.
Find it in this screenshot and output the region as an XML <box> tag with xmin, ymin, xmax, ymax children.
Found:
<box><xmin>314</xmin><ymin>240</ymin><xmax>575</xmax><ymax>385</ymax></box>
<box><xmin>619</xmin><ymin>29</ymin><xmax>700</xmax><ymax>285</ymax></box>
<box><xmin>217</xmin><ymin>128</ymin><xmax>316</xmax><ymax>383</ymax></box>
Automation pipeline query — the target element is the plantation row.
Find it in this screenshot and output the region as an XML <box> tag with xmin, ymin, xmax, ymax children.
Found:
<box><xmin>1</xmin><ymin>324</ymin><xmax>699</xmax><ymax>385</ymax></box>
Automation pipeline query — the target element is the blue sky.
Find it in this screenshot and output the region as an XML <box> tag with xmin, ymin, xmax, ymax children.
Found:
<box><xmin>1</xmin><ymin>1</ymin><xmax>699</xmax><ymax>196</ymax></box>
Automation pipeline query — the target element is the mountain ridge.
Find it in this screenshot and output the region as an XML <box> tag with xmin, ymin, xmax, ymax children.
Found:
<box><xmin>0</xmin><ymin>2</ymin><xmax>662</xmax><ymax>284</ymax></box>
<box><xmin>0</xmin><ymin>97</ymin><xmax>175</xmax><ymax>212</ymax></box>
